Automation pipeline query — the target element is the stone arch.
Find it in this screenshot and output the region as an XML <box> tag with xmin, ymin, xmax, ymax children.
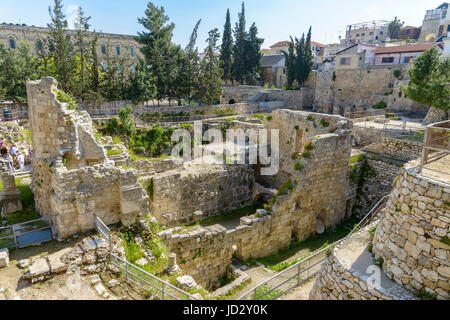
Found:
<box><xmin>229</xmin><ymin>99</ymin><xmax>236</xmax><ymax>105</ymax></box>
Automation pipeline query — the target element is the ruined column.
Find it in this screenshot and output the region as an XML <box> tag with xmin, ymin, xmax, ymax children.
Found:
<box><xmin>0</xmin><ymin>173</ymin><xmax>23</xmax><ymax>216</ymax></box>
<box><xmin>166</xmin><ymin>253</ymin><xmax>181</xmax><ymax>275</ymax></box>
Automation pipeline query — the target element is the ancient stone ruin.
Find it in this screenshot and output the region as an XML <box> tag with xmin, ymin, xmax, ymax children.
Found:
<box><xmin>26</xmin><ymin>77</ymin><xmax>149</xmax><ymax>238</ymax></box>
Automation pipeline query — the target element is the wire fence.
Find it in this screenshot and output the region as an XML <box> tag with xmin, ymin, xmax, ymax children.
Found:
<box><xmin>236</xmin><ymin>195</ymin><xmax>389</xmax><ymax>300</ymax></box>
<box><xmin>0</xmin><ymin>216</ymin><xmax>54</xmax><ymax>249</ymax></box>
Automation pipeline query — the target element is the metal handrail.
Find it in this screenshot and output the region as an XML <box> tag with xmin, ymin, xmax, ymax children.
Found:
<box><xmin>109</xmin><ymin>252</ymin><xmax>198</xmax><ymax>300</ymax></box>
<box><xmin>237</xmin><ymin>194</ymin><xmax>389</xmax><ymax>300</ymax></box>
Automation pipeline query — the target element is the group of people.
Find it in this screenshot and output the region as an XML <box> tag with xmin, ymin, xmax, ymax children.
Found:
<box><xmin>0</xmin><ymin>138</ymin><xmax>31</xmax><ymax>173</ymax></box>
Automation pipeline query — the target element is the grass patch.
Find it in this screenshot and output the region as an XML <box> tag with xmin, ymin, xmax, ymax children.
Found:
<box><xmin>416</xmin><ymin>289</ymin><xmax>437</xmax><ymax>300</ymax></box>
<box><xmin>349</xmin><ymin>154</ymin><xmax>365</xmax><ymax>165</ymax></box>
<box><xmin>440</xmin><ymin>236</ymin><xmax>450</xmax><ymax>246</ymax></box>
<box><xmin>0</xmin><ymin>178</ymin><xmax>39</xmax><ymax>225</ymax></box>
<box><xmin>254</xmin><ymin>284</ymin><xmax>284</xmax><ymax>300</ymax></box>
<box><xmin>106</xmin><ymin>149</ymin><xmax>123</xmax><ymax>157</ymax></box>
<box><xmin>216</xmin><ymin>279</ymin><xmax>251</xmax><ymax>300</ymax></box>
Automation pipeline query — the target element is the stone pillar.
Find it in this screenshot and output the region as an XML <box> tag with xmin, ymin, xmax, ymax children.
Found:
<box><xmin>167</xmin><ymin>253</ymin><xmax>181</xmax><ymax>275</ymax></box>
<box><xmin>0</xmin><ymin>173</ymin><xmax>22</xmax><ymax>217</ymax></box>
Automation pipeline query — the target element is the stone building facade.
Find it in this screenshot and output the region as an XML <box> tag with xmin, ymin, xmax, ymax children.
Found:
<box><xmin>26</xmin><ymin>77</ymin><xmax>149</xmax><ymax>238</ymax></box>
<box><xmin>0</xmin><ymin>23</ymin><xmax>141</xmax><ymax>68</ymax></box>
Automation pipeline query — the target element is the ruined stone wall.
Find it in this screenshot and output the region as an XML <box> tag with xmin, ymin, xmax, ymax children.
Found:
<box><xmin>372</xmin><ymin>161</ymin><xmax>450</xmax><ymax>299</ymax></box>
<box><xmin>220</xmin><ymin>86</ymin><xmax>262</xmax><ymax>104</ymax></box>
<box><xmin>349</xmin><ymin>158</ymin><xmax>402</xmax><ymax>217</ymax></box>
<box><xmin>310</xmin><ymin>224</ymin><xmax>416</xmax><ymax>300</ymax></box>
<box><xmin>150</xmin><ymin>164</ymin><xmax>254</xmax><ymax>227</ymax></box>
<box><xmin>266</xmin><ymin>88</ymin><xmax>315</xmax><ymax>110</ymax></box>
<box><xmin>314</xmin><ymin>68</ymin><xmax>428</xmax><ymax>114</ymax></box>
<box><xmin>363</xmin><ymin>137</ymin><xmax>423</xmax><ymax>162</ymax></box>
<box><xmin>26</xmin><ymin>77</ymin><xmax>149</xmax><ymax>238</ymax></box>
<box><xmin>131</xmin><ymin>158</ymin><xmax>183</xmax><ymax>174</ymax></box>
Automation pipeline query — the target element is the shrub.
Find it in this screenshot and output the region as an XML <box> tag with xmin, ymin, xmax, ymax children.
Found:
<box><xmin>266</xmin><ymin>115</ymin><xmax>272</xmax><ymax>121</ymax></box>
<box><xmin>320</xmin><ymin>118</ymin><xmax>330</xmax><ymax>128</ymax></box>
<box><xmin>306</xmin><ymin>115</ymin><xmax>314</xmax><ymax>121</ymax></box>
<box><xmin>294</xmin><ymin>163</ymin><xmax>304</xmax><ymax>171</ymax></box>
<box><xmin>304</xmin><ymin>142</ymin><xmax>314</xmax><ymax>152</ymax></box>
<box><xmin>393</xmin><ymin>69</ymin><xmax>401</xmax><ymax>79</ymax></box>
<box><xmin>133</xmin><ymin>146</ymin><xmax>146</xmax><ymax>155</ymax></box>
<box><xmin>56</xmin><ymin>89</ymin><xmax>77</xmax><ymax>110</ymax></box>
<box><xmin>372</xmin><ymin>101</ymin><xmax>387</xmax><ymax>109</ymax></box>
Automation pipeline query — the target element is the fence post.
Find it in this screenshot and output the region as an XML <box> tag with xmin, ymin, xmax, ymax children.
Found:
<box><xmin>297</xmin><ymin>264</ymin><xmax>301</xmax><ymax>285</ymax></box>
<box><xmin>162</xmin><ymin>282</ymin><xmax>165</xmax><ymax>300</ymax></box>
<box><xmin>126</xmin><ymin>263</ymin><xmax>129</xmax><ymax>281</ymax></box>
<box><xmin>12</xmin><ymin>225</ymin><xmax>18</xmax><ymax>249</ymax></box>
<box><xmin>254</xmin><ymin>288</ymin><xmax>257</xmax><ymax>300</ymax></box>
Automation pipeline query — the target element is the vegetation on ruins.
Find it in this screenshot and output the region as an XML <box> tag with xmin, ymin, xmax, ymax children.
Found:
<box><xmin>401</xmin><ymin>48</ymin><xmax>450</xmax><ymax>119</ymax></box>
<box><xmin>282</xmin><ymin>27</ymin><xmax>314</xmax><ymax>88</ymax></box>
<box><xmin>372</xmin><ymin>101</ymin><xmax>387</xmax><ymax>109</ymax></box>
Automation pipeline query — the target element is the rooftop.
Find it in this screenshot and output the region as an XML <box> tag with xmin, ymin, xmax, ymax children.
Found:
<box><xmin>372</xmin><ymin>43</ymin><xmax>442</xmax><ymax>54</ymax></box>
<box><xmin>261</xmin><ymin>54</ymin><xmax>285</xmax><ymax>67</ymax></box>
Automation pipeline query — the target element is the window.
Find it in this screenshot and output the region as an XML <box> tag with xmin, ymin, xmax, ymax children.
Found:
<box><xmin>101</xmin><ymin>44</ymin><xmax>106</xmax><ymax>54</ymax></box>
<box><xmin>116</xmin><ymin>45</ymin><xmax>121</xmax><ymax>56</ymax></box>
<box><xmin>339</xmin><ymin>57</ymin><xmax>351</xmax><ymax>65</ymax></box>
<box><xmin>101</xmin><ymin>62</ymin><xmax>107</xmax><ymax>71</ymax></box>
<box><xmin>380</xmin><ymin>31</ymin><xmax>384</xmax><ymax>35</ymax></box>
<box><xmin>130</xmin><ymin>45</ymin><xmax>135</xmax><ymax>57</ymax></box>
<box><xmin>9</xmin><ymin>37</ymin><xmax>16</xmax><ymax>49</ymax></box>
<box><xmin>403</xmin><ymin>56</ymin><xmax>413</xmax><ymax>64</ymax></box>
<box><xmin>117</xmin><ymin>64</ymin><xmax>122</xmax><ymax>74</ymax></box>
<box><xmin>361</xmin><ymin>33</ymin><xmax>365</xmax><ymax>36</ymax></box>
<box><xmin>447</xmin><ymin>24</ymin><xmax>450</xmax><ymax>32</ymax></box>
<box><xmin>356</xmin><ymin>34</ymin><xmax>360</xmax><ymax>37</ymax></box>
<box><xmin>35</xmin><ymin>39</ymin><xmax>43</xmax><ymax>51</ymax></box>
<box><xmin>381</xmin><ymin>57</ymin><xmax>395</xmax><ymax>64</ymax></box>
<box><xmin>406</xmin><ymin>29</ymin><xmax>411</xmax><ymax>34</ymax></box>
<box><xmin>369</xmin><ymin>32</ymin><xmax>373</xmax><ymax>35</ymax></box>
<box><xmin>131</xmin><ymin>64</ymin><xmax>136</xmax><ymax>74</ymax></box>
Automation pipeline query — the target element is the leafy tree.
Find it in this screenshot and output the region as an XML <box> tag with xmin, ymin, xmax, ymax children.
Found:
<box><xmin>136</xmin><ymin>2</ymin><xmax>175</xmax><ymax>107</ymax></box>
<box><xmin>232</xmin><ymin>2</ymin><xmax>247</xmax><ymax>84</ymax></box>
<box><xmin>402</xmin><ymin>48</ymin><xmax>450</xmax><ymax>119</ymax></box>
<box><xmin>284</xmin><ymin>27</ymin><xmax>314</xmax><ymax>88</ymax></box>
<box><xmin>119</xmin><ymin>105</ymin><xmax>136</xmax><ymax>138</ymax></box>
<box><xmin>197</xmin><ymin>29</ymin><xmax>223</xmax><ymax>105</ymax></box>
<box><xmin>388</xmin><ymin>17</ymin><xmax>403</xmax><ymax>39</ymax></box>
<box><xmin>220</xmin><ymin>9</ymin><xmax>233</xmax><ymax>83</ymax></box>
<box><xmin>129</xmin><ymin>59</ymin><xmax>156</xmax><ymax>103</ymax></box>
<box><xmin>47</xmin><ymin>0</ymin><xmax>75</xmax><ymax>92</ymax></box>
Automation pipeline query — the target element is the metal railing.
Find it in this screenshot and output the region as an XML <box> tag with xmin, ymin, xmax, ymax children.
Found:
<box><xmin>0</xmin><ymin>216</ymin><xmax>54</xmax><ymax>249</ymax></box>
<box><xmin>92</xmin><ymin>214</ymin><xmax>198</xmax><ymax>300</ymax></box>
<box><xmin>344</xmin><ymin>109</ymin><xmax>386</xmax><ymax>120</ymax></box>
<box><xmin>419</xmin><ymin>120</ymin><xmax>450</xmax><ymax>176</ymax></box>
<box><xmin>237</xmin><ymin>195</ymin><xmax>389</xmax><ymax>300</ymax></box>
<box><xmin>0</xmin><ymin>109</ymin><xmax>28</xmax><ymax>121</ymax></box>
<box><xmin>109</xmin><ymin>253</ymin><xmax>198</xmax><ymax>300</ymax></box>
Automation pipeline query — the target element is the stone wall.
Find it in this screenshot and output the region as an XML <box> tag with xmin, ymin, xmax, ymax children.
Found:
<box><xmin>349</xmin><ymin>158</ymin><xmax>402</xmax><ymax>217</ymax></box>
<box><xmin>149</xmin><ymin>164</ymin><xmax>254</xmax><ymax>227</ymax></box>
<box><xmin>363</xmin><ymin>137</ymin><xmax>422</xmax><ymax>162</ymax></box>
<box><xmin>268</xmin><ymin>88</ymin><xmax>315</xmax><ymax>110</ymax></box>
<box><xmin>310</xmin><ymin>224</ymin><xmax>416</xmax><ymax>300</ymax></box>
<box><xmin>372</xmin><ymin>160</ymin><xmax>450</xmax><ymax>299</ymax></box>
<box><xmin>26</xmin><ymin>77</ymin><xmax>149</xmax><ymax>238</ymax></box>
<box><xmin>131</xmin><ymin>158</ymin><xmax>183</xmax><ymax>174</ymax></box>
<box><xmin>314</xmin><ymin>68</ymin><xmax>428</xmax><ymax>115</ymax></box>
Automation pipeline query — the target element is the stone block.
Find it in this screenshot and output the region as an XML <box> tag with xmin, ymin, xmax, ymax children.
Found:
<box><xmin>0</xmin><ymin>248</ymin><xmax>9</xmax><ymax>268</ymax></box>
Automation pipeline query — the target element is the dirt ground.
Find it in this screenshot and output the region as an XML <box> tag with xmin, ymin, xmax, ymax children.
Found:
<box><xmin>0</xmin><ymin>238</ymin><xmax>106</xmax><ymax>300</ymax></box>
<box><xmin>278</xmin><ymin>277</ymin><xmax>316</xmax><ymax>300</ymax></box>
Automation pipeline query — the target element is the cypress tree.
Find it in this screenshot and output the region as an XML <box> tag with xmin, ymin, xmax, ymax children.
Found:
<box><xmin>232</xmin><ymin>2</ymin><xmax>247</xmax><ymax>84</ymax></box>
<box><xmin>220</xmin><ymin>9</ymin><xmax>233</xmax><ymax>83</ymax></box>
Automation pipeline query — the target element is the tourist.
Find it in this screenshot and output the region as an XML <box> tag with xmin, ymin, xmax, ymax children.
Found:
<box><xmin>10</xmin><ymin>144</ymin><xmax>18</xmax><ymax>165</ymax></box>
<box><xmin>6</xmin><ymin>153</ymin><xmax>14</xmax><ymax>174</ymax></box>
<box><xmin>26</xmin><ymin>146</ymin><xmax>32</xmax><ymax>164</ymax></box>
<box><xmin>0</xmin><ymin>141</ymin><xmax>7</xmax><ymax>157</ymax></box>
<box><xmin>3</xmin><ymin>107</ymin><xmax>9</xmax><ymax>121</ymax></box>
<box><xmin>17</xmin><ymin>152</ymin><xmax>25</xmax><ymax>171</ymax></box>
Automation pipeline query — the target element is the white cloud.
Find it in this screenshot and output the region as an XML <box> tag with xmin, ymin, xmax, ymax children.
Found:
<box><xmin>366</xmin><ymin>5</ymin><xmax>381</xmax><ymax>21</ymax></box>
<box><xmin>66</xmin><ymin>4</ymin><xmax>80</xmax><ymax>30</ymax></box>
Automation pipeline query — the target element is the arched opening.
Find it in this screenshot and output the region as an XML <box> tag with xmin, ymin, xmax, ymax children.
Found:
<box><xmin>229</xmin><ymin>99</ymin><xmax>236</xmax><ymax>105</ymax></box>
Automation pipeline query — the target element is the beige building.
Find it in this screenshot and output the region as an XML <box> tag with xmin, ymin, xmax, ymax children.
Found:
<box><xmin>334</xmin><ymin>43</ymin><xmax>376</xmax><ymax>70</ymax></box>
<box><xmin>344</xmin><ymin>20</ymin><xmax>390</xmax><ymax>45</ymax></box>
<box><xmin>0</xmin><ymin>23</ymin><xmax>142</xmax><ymax>70</ymax></box>
<box><xmin>269</xmin><ymin>40</ymin><xmax>325</xmax><ymax>59</ymax></box>
<box><xmin>418</xmin><ymin>2</ymin><xmax>449</xmax><ymax>43</ymax></box>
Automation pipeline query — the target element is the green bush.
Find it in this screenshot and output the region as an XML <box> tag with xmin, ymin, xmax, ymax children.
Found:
<box><xmin>56</xmin><ymin>89</ymin><xmax>77</xmax><ymax>110</ymax></box>
<box><xmin>107</xmin><ymin>149</ymin><xmax>123</xmax><ymax>156</ymax></box>
<box><xmin>294</xmin><ymin>163</ymin><xmax>304</xmax><ymax>171</ymax></box>
<box><xmin>372</xmin><ymin>101</ymin><xmax>387</xmax><ymax>109</ymax></box>
<box><xmin>393</xmin><ymin>69</ymin><xmax>401</xmax><ymax>79</ymax></box>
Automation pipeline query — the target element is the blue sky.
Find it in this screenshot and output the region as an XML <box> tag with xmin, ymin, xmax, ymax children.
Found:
<box><xmin>0</xmin><ymin>0</ymin><xmax>444</xmax><ymax>50</ymax></box>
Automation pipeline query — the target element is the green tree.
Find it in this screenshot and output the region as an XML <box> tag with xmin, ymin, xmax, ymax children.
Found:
<box><xmin>282</xmin><ymin>37</ymin><xmax>296</xmax><ymax>87</ymax></box>
<box><xmin>179</xmin><ymin>20</ymin><xmax>201</xmax><ymax>104</ymax></box>
<box><xmin>220</xmin><ymin>9</ymin><xmax>233</xmax><ymax>83</ymax></box>
<box><xmin>136</xmin><ymin>2</ymin><xmax>175</xmax><ymax>106</ymax></box>
<box><xmin>47</xmin><ymin>0</ymin><xmax>75</xmax><ymax>92</ymax></box>
<box><xmin>197</xmin><ymin>29</ymin><xmax>223</xmax><ymax>105</ymax></box>
<box><xmin>296</xmin><ymin>27</ymin><xmax>313</xmax><ymax>87</ymax></box>
<box><xmin>73</xmin><ymin>6</ymin><xmax>92</xmax><ymax>100</ymax></box>
<box><xmin>402</xmin><ymin>48</ymin><xmax>450</xmax><ymax>119</ymax></box>
<box><xmin>129</xmin><ymin>59</ymin><xmax>156</xmax><ymax>103</ymax></box>
<box><xmin>244</xmin><ymin>22</ymin><xmax>264</xmax><ymax>85</ymax></box>
<box><xmin>388</xmin><ymin>17</ymin><xmax>403</xmax><ymax>39</ymax></box>
<box><xmin>232</xmin><ymin>2</ymin><xmax>247</xmax><ymax>84</ymax></box>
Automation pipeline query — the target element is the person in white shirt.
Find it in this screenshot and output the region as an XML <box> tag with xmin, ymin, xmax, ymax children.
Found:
<box><xmin>6</xmin><ymin>153</ymin><xmax>14</xmax><ymax>174</ymax></box>
<box><xmin>17</xmin><ymin>152</ymin><xmax>25</xmax><ymax>171</ymax></box>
